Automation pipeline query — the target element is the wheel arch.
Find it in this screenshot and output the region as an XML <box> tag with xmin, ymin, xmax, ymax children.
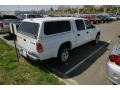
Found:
<box><xmin>57</xmin><ymin>41</ymin><xmax>72</xmax><ymax>56</ymax></box>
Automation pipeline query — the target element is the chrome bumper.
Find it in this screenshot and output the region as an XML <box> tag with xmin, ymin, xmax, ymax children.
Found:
<box><xmin>17</xmin><ymin>44</ymin><xmax>39</xmax><ymax>60</ymax></box>
<box><xmin>106</xmin><ymin>61</ymin><xmax>120</xmax><ymax>85</ymax></box>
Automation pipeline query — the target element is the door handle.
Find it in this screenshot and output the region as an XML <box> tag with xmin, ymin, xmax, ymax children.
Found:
<box><xmin>77</xmin><ymin>34</ymin><xmax>80</xmax><ymax>36</ymax></box>
<box><xmin>23</xmin><ymin>39</ymin><xmax>26</xmax><ymax>41</ymax></box>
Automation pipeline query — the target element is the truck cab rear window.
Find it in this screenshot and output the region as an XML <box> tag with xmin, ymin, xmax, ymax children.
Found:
<box><xmin>18</xmin><ymin>22</ymin><xmax>39</xmax><ymax>37</ymax></box>
<box><xmin>44</xmin><ymin>21</ymin><xmax>71</xmax><ymax>35</ymax></box>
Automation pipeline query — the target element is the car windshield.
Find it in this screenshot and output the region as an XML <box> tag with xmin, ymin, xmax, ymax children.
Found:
<box><xmin>18</xmin><ymin>22</ymin><xmax>39</xmax><ymax>38</ymax></box>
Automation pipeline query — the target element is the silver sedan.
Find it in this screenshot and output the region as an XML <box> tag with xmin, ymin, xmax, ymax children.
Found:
<box><xmin>106</xmin><ymin>36</ymin><xmax>120</xmax><ymax>85</ymax></box>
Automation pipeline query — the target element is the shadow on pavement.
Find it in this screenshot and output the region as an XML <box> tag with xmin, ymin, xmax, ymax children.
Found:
<box><xmin>26</xmin><ymin>41</ymin><xmax>109</xmax><ymax>79</ymax></box>
<box><xmin>3</xmin><ymin>34</ymin><xmax>14</xmax><ymax>41</ymax></box>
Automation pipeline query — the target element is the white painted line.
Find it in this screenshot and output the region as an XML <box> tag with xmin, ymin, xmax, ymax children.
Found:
<box><xmin>65</xmin><ymin>40</ymin><xmax>111</xmax><ymax>75</ymax></box>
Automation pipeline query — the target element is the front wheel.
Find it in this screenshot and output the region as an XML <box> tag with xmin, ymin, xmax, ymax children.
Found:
<box><xmin>57</xmin><ymin>46</ymin><xmax>70</xmax><ymax>63</ymax></box>
<box><xmin>93</xmin><ymin>34</ymin><xmax>100</xmax><ymax>45</ymax></box>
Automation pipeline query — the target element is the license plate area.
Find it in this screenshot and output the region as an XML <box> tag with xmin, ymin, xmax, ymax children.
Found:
<box><xmin>22</xmin><ymin>50</ymin><xmax>27</xmax><ymax>57</ymax></box>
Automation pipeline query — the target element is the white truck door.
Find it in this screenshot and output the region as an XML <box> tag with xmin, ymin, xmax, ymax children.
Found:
<box><xmin>84</xmin><ymin>20</ymin><xmax>96</xmax><ymax>41</ymax></box>
<box><xmin>75</xmin><ymin>20</ymin><xmax>88</xmax><ymax>46</ymax></box>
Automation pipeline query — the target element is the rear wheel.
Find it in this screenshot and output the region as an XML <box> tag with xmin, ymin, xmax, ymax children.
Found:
<box><xmin>57</xmin><ymin>46</ymin><xmax>70</xmax><ymax>63</ymax></box>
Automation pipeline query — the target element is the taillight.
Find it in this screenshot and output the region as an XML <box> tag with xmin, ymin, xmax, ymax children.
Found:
<box><xmin>0</xmin><ymin>22</ymin><xmax>3</xmax><ymax>28</ymax></box>
<box><xmin>36</xmin><ymin>42</ymin><xmax>43</xmax><ymax>53</ymax></box>
<box><xmin>109</xmin><ymin>55</ymin><xmax>120</xmax><ymax>65</ymax></box>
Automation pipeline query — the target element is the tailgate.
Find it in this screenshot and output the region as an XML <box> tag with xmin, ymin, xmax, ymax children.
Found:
<box><xmin>17</xmin><ymin>33</ymin><xmax>37</xmax><ymax>52</ymax></box>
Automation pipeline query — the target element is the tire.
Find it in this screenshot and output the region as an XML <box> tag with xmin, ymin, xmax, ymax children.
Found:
<box><xmin>57</xmin><ymin>46</ymin><xmax>70</xmax><ymax>63</ymax></box>
<box><xmin>95</xmin><ymin>21</ymin><xmax>98</xmax><ymax>24</ymax></box>
<box><xmin>93</xmin><ymin>34</ymin><xmax>100</xmax><ymax>45</ymax></box>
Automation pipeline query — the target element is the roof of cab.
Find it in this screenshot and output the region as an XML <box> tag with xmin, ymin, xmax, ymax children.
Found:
<box><xmin>22</xmin><ymin>17</ymin><xmax>85</xmax><ymax>23</ymax></box>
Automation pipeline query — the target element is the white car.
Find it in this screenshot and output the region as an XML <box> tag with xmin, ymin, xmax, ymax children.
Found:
<box><xmin>110</xmin><ymin>16</ymin><xmax>117</xmax><ymax>21</ymax></box>
<box><xmin>16</xmin><ymin>17</ymin><xmax>100</xmax><ymax>63</ymax></box>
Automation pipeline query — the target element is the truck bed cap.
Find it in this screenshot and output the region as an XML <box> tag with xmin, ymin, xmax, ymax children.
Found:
<box><xmin>23</xmin><ymin>17</ymin><xmax>84</xmax><ymax>23</ymax></box>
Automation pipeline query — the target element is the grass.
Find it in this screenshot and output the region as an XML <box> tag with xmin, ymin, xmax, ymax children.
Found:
<box><xmin>0</xmin><ymin>38</ymin><xmax>63</xmax><ymax>85</ymax></box>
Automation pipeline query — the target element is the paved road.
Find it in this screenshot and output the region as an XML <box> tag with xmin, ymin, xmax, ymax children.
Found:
<box><xmin>0</xmin><ymin>21</ymin><xmax>120</xmax><ymax>85</ymax></box>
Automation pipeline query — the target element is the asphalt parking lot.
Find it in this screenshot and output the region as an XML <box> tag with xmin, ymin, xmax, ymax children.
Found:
<box><xmin>0</xmin><ymin>21</ymin><xmax>120</xmax><ymax>85</ymax></box>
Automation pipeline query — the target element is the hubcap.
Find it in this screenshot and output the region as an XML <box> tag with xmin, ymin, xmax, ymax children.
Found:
<box><xmin>61</xmin><ymin>49</ymin><xmax>69</xmax><ymax>62</ymax></box>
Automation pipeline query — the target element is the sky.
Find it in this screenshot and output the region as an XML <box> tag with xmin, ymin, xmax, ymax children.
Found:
<box><xmin>0</xmin><ymin>5</ymin><xmax>83</xmax><ymax>11</ymax></box>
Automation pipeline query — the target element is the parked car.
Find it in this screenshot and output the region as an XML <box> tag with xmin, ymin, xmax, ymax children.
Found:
<box><xmin>0</xmin><ymin>15</ymin><xmax>21</xmax><ymax>33</ymax></box>
<box><xmin>104</xmin><ymin>15</ymin><xmax>113</xmax><ymax>22</ymax></box>
<box><xmin>116</xmin><ymin>15</ymin><xmax>120</xmax><ymax>20</ymax></box>
<box><xmin>18</xmin><ymin>14</ymin><xmax>43</xmax><ymax>20</ymax></box>
<box><xmin>106</xmin><ymin>36</ymin><xmax>120</xmax><ymax>84</ymax></box>
<box><xmin>16</xmin><ymin>17</ymin><xmax>100</xmax><ymax>63</ymax></box>
<box><xmin>83</xmin><ymin>16</ymin><xmax>97</xmax><ymax>24</ymax></box>
<box><xmin>97</xmin><ymin>15</ymin><xmax>110</xmax><ymax>23</ymax></box>
<box><xmin>109</xmin><ymin>15</ymin><xmax>117</xmax><ymax>21</ymax></box>
<box><xmin>91</xmin><ymin>15</ymin><xmax>101</xmax><ymax>24</ymax></box>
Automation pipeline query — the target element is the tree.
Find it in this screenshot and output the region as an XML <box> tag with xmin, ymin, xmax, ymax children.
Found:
<box><xmin>83</xmin><ymin>5</ymin><xmax>97</xmax><ymax>14</ymax></box>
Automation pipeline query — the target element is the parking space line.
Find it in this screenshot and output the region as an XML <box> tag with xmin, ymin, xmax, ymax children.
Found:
<box><xmin>65</xmin><ymin>40</ymin><xmax>111</xmax><ymax>75</ymax></box>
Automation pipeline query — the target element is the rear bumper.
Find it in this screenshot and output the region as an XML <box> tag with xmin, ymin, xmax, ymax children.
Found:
<box><xmin>106</xmin><ymin>60</ymin><xmax>120</xmax><ymax>85</ymax></box>
<box><xmin>17</xmin><ymin>44</ymin><xmax>40</xmax><ymax>61</ymax></box>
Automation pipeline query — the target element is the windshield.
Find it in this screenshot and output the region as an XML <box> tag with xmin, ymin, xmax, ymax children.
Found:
<box><xmin>18</xmin><ymin>22</ymin><xmax>39</xmax><ymax>38</ymax></box>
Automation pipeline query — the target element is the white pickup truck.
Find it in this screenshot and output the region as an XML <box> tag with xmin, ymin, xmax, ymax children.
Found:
<box><xmin>17</xmin><ymin>17</ymin><xmax>100</xmax><ymax>63</ymax></box>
